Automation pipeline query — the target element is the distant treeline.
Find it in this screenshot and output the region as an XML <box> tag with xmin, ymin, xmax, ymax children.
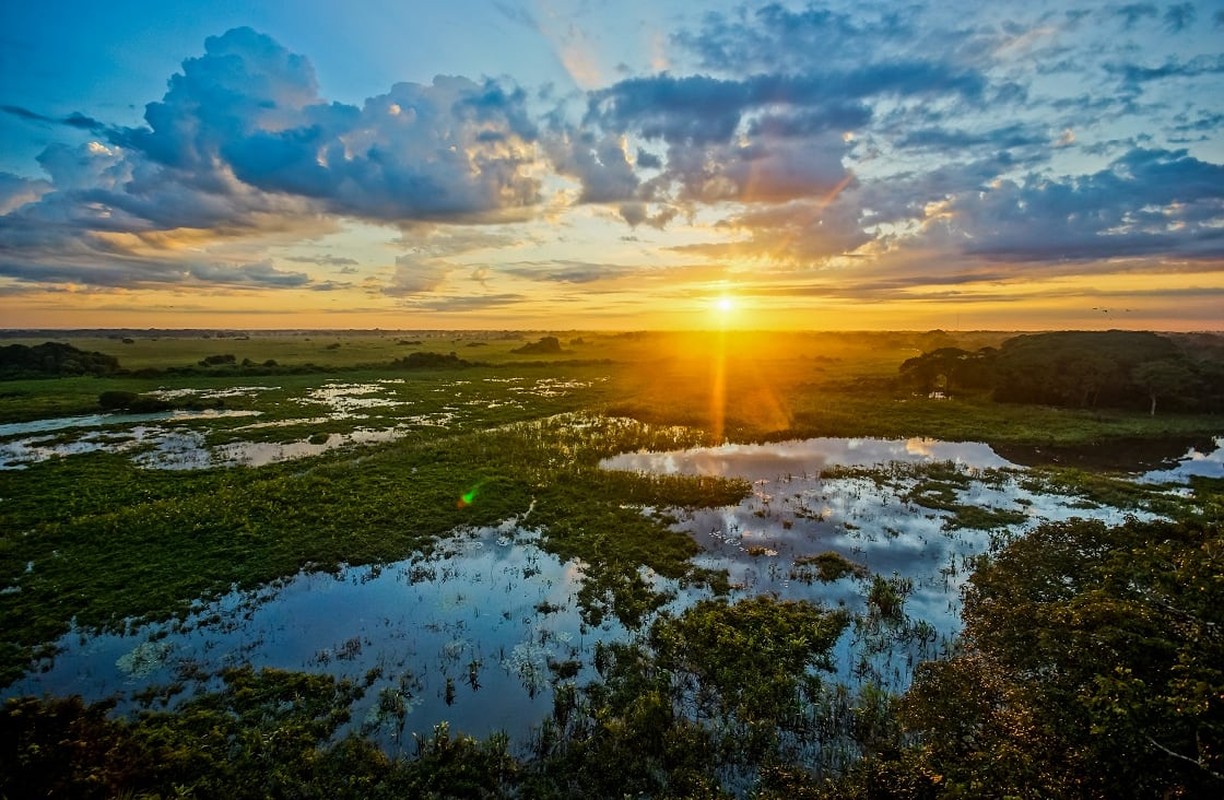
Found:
<box><xmin>0</xmin><ymin>342</ymin><xmax>120</xmax><ymax>379</ymax></box>
<box><xmin>901</xmin><ymin>330</ymin><xmax>1224</xmax><ymax>414</ymax></box>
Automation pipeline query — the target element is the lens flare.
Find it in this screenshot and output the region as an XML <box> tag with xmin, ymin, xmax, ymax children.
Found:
<box><xmin>457</xmin><ymin>482</ymin><xmax>482</xmax><ymax>509</ymax></box>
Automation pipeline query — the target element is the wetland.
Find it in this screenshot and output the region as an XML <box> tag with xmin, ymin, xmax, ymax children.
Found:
<box><xmin>1</xmin><ymin>329</ymin><xmax>1221</xmax><ymax>798</ymax></box>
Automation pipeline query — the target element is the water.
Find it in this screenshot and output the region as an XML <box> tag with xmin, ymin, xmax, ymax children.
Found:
<box><xmin>4</xmin><ymin>427</ymin><xmax>1214</xmax><ymax>750</ymax></box>
<box><xmin>11</xmin><ymin>524</ymin><xmax>630</xmax><ymax>750</ymax></box>
<box><xmin>0</xmin><ymin>409</ymin><xmax>261</xmax><ymax>438</ymax></box>
<box><xmin>600</xmin><ymin>436</ymin><xmax>1014</xmax><ymax>479</ymax></box>
<box><xmin>0</xmin><ymin>377</ymin><xmax>606</xmax><ymax>471</ymax></box>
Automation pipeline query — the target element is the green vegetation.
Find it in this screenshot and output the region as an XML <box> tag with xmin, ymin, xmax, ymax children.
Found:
<box><xmin>901</xmin><ymin>330</ymin><xmax>1224</xmax><ymax>414</ymax></box>
<box><xmin>791</xmin><ymin>552</ymin><xmax>869</xmax><ymax>583</ymax></box>
<box><xmin>0</xmin><ymin>329</ymin><xmax>1220</xmax><ymax>796</ymax></box>
<box><xmin>889</xmin><ymin>515</ymin><xmax>1224</xmax><ymax>798</ymax></box>
<box><xmin>0</xmin><ymin>342</ymin><xmax>119</xmax><ymax>379</ymax></box>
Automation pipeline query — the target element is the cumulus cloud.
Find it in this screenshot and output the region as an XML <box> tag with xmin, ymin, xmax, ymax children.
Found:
<box><xmin>2</xmin><ymin>8</ymin><xmax>1221</xmax><ymax>309</ymax></box>
<box><xmin>0</xmin><ymin>173</ymin><xmax>52</xmax><ymax>214</ymax></box>
<box><xmin>939</xmin><ymin>148</ymin><xmax>1224</xmax><ymax>263</ymax></box>
<box><xmin>0</xmin><ymin>27</ymin><xmax>549</xmax><ymax>292</ymax></box>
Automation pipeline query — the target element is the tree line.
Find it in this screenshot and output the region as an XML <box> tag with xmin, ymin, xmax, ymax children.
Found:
<box><xmin>900</xmin><ymin>331</ymin><xmax>1224</xmax><ymax>415</ymax></box>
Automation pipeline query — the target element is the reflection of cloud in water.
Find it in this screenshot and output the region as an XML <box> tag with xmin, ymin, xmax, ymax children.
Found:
<box><xmin>10</xmin><ymin>525</ymin><xmax>621</xmax><ymax>748</ymax></box>
<box><xmin>148</xmin><ymin>386</ymin><xmax>279</xmax><ymax>400</ymax></box>
<box><xmin>609</xmin><ymin>436</ymin><xmax>1166</xmax><ymax>688</ymax></box>
<box><xmin>600</xmin><ymin>437</ymin><xmax>1014</xmax><ymax>480</ymax></box>
<box><xmin>1141</xmin><ymin>436</ymin><xmax>1224</xmax><ymax>483</ymax></box>
<box><xmin>0</xmin><ymin>409</ymin><xmax>260</xmax><ymax>439</ymax></box>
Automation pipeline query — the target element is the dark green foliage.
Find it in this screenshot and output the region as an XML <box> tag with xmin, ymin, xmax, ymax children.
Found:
<box><xmin>512</xmin><ymin>336</ymin><xmax>564</xmax><ymax>355</ymax></box>
<box><xmin>524</xmin><ymin>596</ymin><xmax>851</xmax><ymax>796</ymax></box>
<box><xmin>649</xmin><ymin>596</ymin><xmax>850</xmax><ymax>729</ymax></box>
<box><xmin>901</xmin><ymin>517</ymin><xmax>1224</xmax><ymax>798</ymax></box>
<box><xmin>991</xmin><ymin>331</ymin><xmax>1201</xmax><ymax>411</ymax></box>
<box><xmin>391</xmin><ymin>351</ymin><xmax>474</xmax><ymax>369</ymax></box>
<box><xmin>791</xmin><ymin>552</ymin><xmax>869</xmax><ymax>583</ymax></box>
<box><xmin>899</xmin><ymin>331</ymin><xmax>1218</xmax><ymax>414</ymax></box>
<box><xmin>0</xmin><ymin>342</ymin><xmax>120</xmax><ymax>380</ymax></box>
<box><xmin>96</xmin><ymin>390</ymin><xmax>172</xmax><ymax>413</ymax></box>
<box><xmin>899</xmin><ymin>347</ymin><xmax>994</xmax><ymax>395</ymax></box>
<box><xmin>198</xmin><ymin>354</ymin><xmax>236</xmax><ymax>366</ymax></box>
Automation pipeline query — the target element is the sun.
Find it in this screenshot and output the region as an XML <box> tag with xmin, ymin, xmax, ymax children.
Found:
<box><xmin>715</xmin><ymin>296</ymin><xmax>736</xmax><ymax>313</ymax></box>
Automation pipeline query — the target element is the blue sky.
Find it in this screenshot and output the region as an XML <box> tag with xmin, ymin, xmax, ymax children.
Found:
<box><xmin>1</xmin><ymin>0</ymin><xmax>1222</xmax><ymax>329</ymax></box>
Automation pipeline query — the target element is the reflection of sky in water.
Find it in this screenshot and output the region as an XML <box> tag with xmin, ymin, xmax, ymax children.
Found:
<box><xmin>141</xmin><ymin>427</ymin><xmax>412</xmax><ymax>470</ymax></box>
<box><xmin>0</xmin><ymin>409</ymin><xmax>260</xmax><ymax>439</ymax></box>
<box><xmin>600</xmin><ymin>437</ymin><xmax>1015</xmax><ymax>480</ymax></box>
<box><xmin>0</xmin><ymin>380</ymin><xmax>583</xmax><ymax>471</ymax></box>
<box><xmin>9</xmin><ymin>526</ymin><xmax>630</xmax><ymax>750</ymax></box>
<box><xmin>604</xmin><ymin>436</ymin><xmax>1157</xmax><ymax>687</ymax></box>
<box><xmin>4</xmin><ymin>427</ymin><xmax>1214</xmax><ymax>745</ymax></box>
<box><xmin>1141</xmin><ymin>436</ymin><xmax>1224</xmax><ymax>483</ymax></box>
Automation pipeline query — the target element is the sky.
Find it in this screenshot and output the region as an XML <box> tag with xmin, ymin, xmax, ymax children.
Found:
<box><xmin>1</xmin><ymin>0</ymin><xmax>1222</xmax><ymax>331</ymax></box>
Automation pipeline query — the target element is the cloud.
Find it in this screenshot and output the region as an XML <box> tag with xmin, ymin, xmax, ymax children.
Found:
<box><xmin>0</xmin><ymin>173</ymin><xmax>52</xmax><ymax>214</ymax></box>
<box><xmin>1108</xmin><ymin>54</ymin><xmax>1224</xmax><ymax>87</ymax></box>
<box><xmin>1</xmin><ymin>105</ymin><xmax>111</xmax><ymax>133</ymax></box>
<box><xmin>403</xmin><ymin>293</ymin><xmax>527</xmax><ymax>312</ymax></box>
<box><xmin>117</xmin><ymin>28</ymin><xmax>542</xmax><ymax>222</ymax></box>
<box><xmin>0</xmin><ymin>27</ymin><xmax>551</xmax><ymax>293</ymax></box>
<box><xmin>382</xmin><ymin>256</ymin><xmax>454</xmax><ymax>297</ymax></box>
<box><xmin>667</xmin><ymin>190</ymin><xmax>869</xmax><ymax>265</ymax></box>
<box><xmin>895</xmin><ymin>124</ymin><xmax>1048</xmax><ymax>152</ymax></box>
<box><xmin>920</xmin><ymin>148</ymin><xmax>1224</xmax><ymax>264</ymax></box>
<box><xmin>284</xmin><ymin>254</ymin><xmax>360</xmax><ymax>267</ymax></box>
<box><xmin>1163</xmin><ymin>3</ymin><xmax>1196</xmax><ymax>32</ymax></box>
<box><xmin>499</xmin><ymin>260</ymin><xmax>644</xmax><ymax>284</ymax></box>
<box><xmin>0</xmin><ymin>252</ymin><xmax>309</xmax><ymax>289</ymax></box>
<box><xmin>1116</xmin><ymin>4</ymin><xmax>1159</xmax><ymax>29</ymax></box>
<box><xmin>546</xmin><ymin>129</ymin><xmax>640</xmax><ymax>203</ymax></box>
<box><xmin>186</xmin><ymin>259</ymin><xmax>310</xmax><ymax>287</ymax></box>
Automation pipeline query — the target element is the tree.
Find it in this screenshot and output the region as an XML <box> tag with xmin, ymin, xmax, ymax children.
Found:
<box><xmin>902</xmin><ymin>517</ymin><xmax>1224</xmax><ymax>797</ymax></box>
<box><xmin>1131</xmin><ymin>358</ymin><xmax>1199</xmax><ymax>416</ymax></box>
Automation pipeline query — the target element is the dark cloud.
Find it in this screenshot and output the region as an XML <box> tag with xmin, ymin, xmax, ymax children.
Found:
<box><xmin>635</xmin><ymin>148</ymin><xmax>662</xmax><ymax>169</ymax></box>
<box><xmin>547</xmin><ymin>129</ymin><xmax>640</xmax><ymax>203</ymax></box>
<box><xmin>1108</xmin><ymin>54</ymin><xmax>1224</xmax><ymax>86</ymax></box>
<box><xmin>186</xmin><ymin>260</ymin><xmax>310</xmax><ymax>287</ymax></box>
<box><xmin>673</xmin><ymin>3</ymin><xmax>916</xmax><ymax>76</ymax></box>
<box><xmin>1</xmin><ymin>105</ymin><xmax>110</xmax><ymax>133</ymax></box>
<box><xmin>586</xmin><ymin>65</ymin><xmax>983</xmax><ymax>147</ymax></box>
<box><xmin>499</xmin><ymin>260</ymin><xmax>642</xmax><ymax>284</ymax></box>
<box><xmin>0</xmin><ymin>253</ymin><xmax>309</xmax><ymax>289</ymax></box>
<box><xmin>934</xmin><ymin>148</ymin><xmax>1224</xmax><ymax>263</ymax></box>
<box><xmin>308</xmin><ymin>280</ymin><xmax>353</xmax><ymax>291</ymax></box>
<box><xmin>896</xmin><ymin>124</ymin><xmax>1048</xmax><ymax>152</ymax></box>
<box><xmin>1116</xmin><ymin>4</ymin><xmax>1159</xmax><ymax>29</ymax></box>
<box><xmin>1163</xmin><ymin>2</ymin><xmax>1196</xmax><ymax>32</ymax></box>
<box><xmin>284</xmin><ymin>254</ymin><xmax>360</xmax><ymax>266</ymax></box>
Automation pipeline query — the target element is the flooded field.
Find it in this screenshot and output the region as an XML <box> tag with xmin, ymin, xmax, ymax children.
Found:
<box><xmin>0</xmin><ymin>377</ymin><xmax>601</xmax><ymax>470</ymax></box>
<box><xmin>7</xmin><ymin>396</ymin><xmax>1215</xmax><ymax>747</ymax></box>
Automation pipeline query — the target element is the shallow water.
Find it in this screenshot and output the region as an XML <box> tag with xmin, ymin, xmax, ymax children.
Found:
<box><xmin>600</xmin><ymin>437</ymin><xmax>1015</xmax><ymax>480</ymax></box>
<box><xmin>0</xmin><ymin>409</ymin><xmax>261</xmax><ymax>439</ymax></box>
<box><xmin>11</xmin><ymin>524</ymin><xmax>626</xmax><ymax>750</ymax></box>
<box><xmin>7</xmin><ymin>430</ymin><xmax>1176</xmax><ymax>751</ymax></box>
<box><xmin>1139</xmin><ymin>436</ymin><xmax>1224</xmax><ymax>483</ymax></box>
